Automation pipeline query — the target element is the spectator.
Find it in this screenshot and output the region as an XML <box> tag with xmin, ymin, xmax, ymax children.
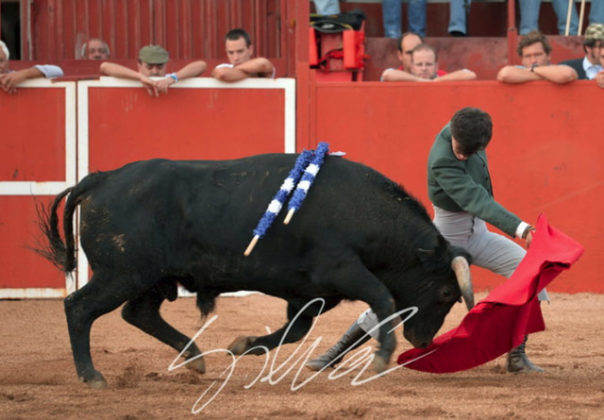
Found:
<box><xmin>382</xmin><ymin>43</ymin><xmax>476</xmax><ymax>82</ymax></box>
<box><xmin>597</xmin><ymin>44</ymin><xmax>604</xmax><ymax>88</ymax></box>
<box><xmin>211</xmin><ymin>28</ymin><xmax>275</xmax><ymax>82</ymax></box>
<box><xmin>382</xmin><ymin>0</ymin><xmax>471</xmax><ymax>38</ymax></box>
<box><xmin>560</xmin><ymin>23</ymin><xmax>604</xmax><ymax>80</ymax></box>
<box><xmin>0</xmin><ymin>40</ymin><xmax>63</xmax><ymax>94</ymax></box>
<box><xmin>381</xmin><ymin>33</ymin><xmax>449</xmax><ymax>81</ymax></box>
<box><xmin>81</xmin><ymin>38</ymin><xmax>110</xmax><ymax>60</ymax></box>
<box><xmin>519</xmin><ymin>0</ymin><xmax>604</xmax><ymax>36</ymax></box>
<box><xmin>100</xmin><ymin>45</ymin><xmax>207</xmax><ymax>97</ymax></box>
<box><xmin>497</xmin><ymin>31</ymin><xmax>578</xmax><ymax>84</ymax></box>
<box><xmin>313</xmin><ymin>0</ymin><xmax>340</xmax><ymax>15</ymax></box>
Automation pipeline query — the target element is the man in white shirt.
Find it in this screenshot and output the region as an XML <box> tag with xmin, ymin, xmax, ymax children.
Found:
<box><xmin>211</xmin><ymin>28</ymin><xmax>275</xmax><ymax>82</ymax></box>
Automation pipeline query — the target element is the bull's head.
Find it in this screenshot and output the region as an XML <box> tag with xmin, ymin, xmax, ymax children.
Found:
<box><xmin>395</xmin><ymin>245</ymin><xmax>474</xmax><ymax>349</ymax></box>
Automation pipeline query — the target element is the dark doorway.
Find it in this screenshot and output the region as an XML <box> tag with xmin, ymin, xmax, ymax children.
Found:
<box><xmin>1</xmin><ymin>0</ymin><xmax>21</xmax><ymax>60</ymax></box>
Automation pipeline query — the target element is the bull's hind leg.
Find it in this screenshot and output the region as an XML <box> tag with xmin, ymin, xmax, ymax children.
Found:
<box><xmin>121</xmin><ymin>288</ymin><xmax>205</xmax><ymax>374</ymax></box>
<box><xmin>228</xmin><ymin>298</ymin><xmax>339</xmax><ymax>355</ymax></box>
<box><xmin>64</xmin><ymin>272</ymin><xmax>136</xmax><ymax>388</ymax></box>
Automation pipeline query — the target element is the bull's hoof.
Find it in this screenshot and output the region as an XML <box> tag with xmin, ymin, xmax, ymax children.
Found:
<box><xmin>228</xmin><ymin>336</ymin><xmax>256</xmax><ymax>355</ymax></box>
<box><xmin>80</xmin><ymin>371</ymin><xmax>108</xmax><ymax>389</ymax></box>
<box><xmin>373</xmin><ymin>355</ymin><xmax>388</xmax><ymax>373</ymax></box>
<box><xmin>185</xmin><ymin>356</ymin><xmax>206</xmax><ymax>374</ymax></box>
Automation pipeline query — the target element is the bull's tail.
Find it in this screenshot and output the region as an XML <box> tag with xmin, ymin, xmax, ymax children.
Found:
<box><xmin>37</xmin><ymin>187</ymin><xmax>77</xmax><ymax>272</ymax></box>
<box><xmin>38</xmin><ymin>172</ymin><xmax>108</xmax><ymax>272</ymax></box>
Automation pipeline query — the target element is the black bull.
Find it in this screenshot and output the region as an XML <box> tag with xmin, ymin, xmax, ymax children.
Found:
<box><xmin>39</xmin><ymin>154</ymin><xmax>473</xmax><ymax>388</ymax></box>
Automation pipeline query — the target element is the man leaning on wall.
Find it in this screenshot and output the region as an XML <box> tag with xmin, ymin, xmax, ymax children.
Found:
<box><xmin>559</xmin><ymin>23</ymin><xmax>604</xmax><ymax>81</ymax></box>
<box><xmin>211</xmin><ymin>28</ymin><xmax>275</xmax><ymax>82</ymax></box>
<box><xmin>0</xmin><ymin>40</ymin><xmax>64</xmax><ymax>95</ymax></box>
<box><xmin>497</xmin><ymin>31</ymin><xmax>578</xmax><ymax>84</ymax></box>
<box><xmin>381</xmin><ymin>32</ymin><xmax>442</xmax><ymax>81</ymax></box>
<box><xmin>382</xmin><ymin>43</ymin><xmax>476</xmax><ymax>82</ymax></box>
<box><xmin>100</xmin><ymin>45</ymin><xmax>207</xmax><ymax>97</ymax></box>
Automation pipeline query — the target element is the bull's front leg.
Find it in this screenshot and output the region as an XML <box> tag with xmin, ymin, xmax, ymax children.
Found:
<box><xmin>320</xmin><ymin>258</ymin><xmax>398</xmax><ymax>373</ymax></box>
<box><xmin>228</xmin><ymin>298</ymin><xmax>339</xmax><ymax>355</ymax></box>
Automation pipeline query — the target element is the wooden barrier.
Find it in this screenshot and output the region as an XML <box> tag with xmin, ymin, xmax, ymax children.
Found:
<box><xmin>312</xmin><ymin>80</ymin><xmax>604</xmax><ymax>293</ymax></box>
<box><xmin>0</xmin><ymin>80</ymin><xmax>76</xmax><ymax>298</ymax></box>
<box><xmin>75</xmin><ymin>77</ymin><xmax>296</xmax><ymax>289</ymax></box>
<box><xmin>1</xmin><ymin>78</ymin><xmax>602</xmax><ymax>296</ymax></box>
<box><xmin>0</xmin><ymin>78</ymin><xmax>295</xmax><ymax>297</ymax></box>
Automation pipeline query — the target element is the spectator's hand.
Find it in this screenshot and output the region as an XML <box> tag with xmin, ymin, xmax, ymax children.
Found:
<box><xmin>155</xmin><ymin>77</ymin><xmax>175</xmax><ymax>95</ymax></box>
<box><xmin>0</xmin><ymin>72</ymin><xmax>27</xmax><ymax>94</ymax></box>
<box><xmin>596</xmin><ymin>71</ymin><xmax>604</xmax><ymax>89</ymax></box>
<box><xmin>138</xmin><ymin>74</ymin><xmax>160</xmax><ymax>97</ymax></box>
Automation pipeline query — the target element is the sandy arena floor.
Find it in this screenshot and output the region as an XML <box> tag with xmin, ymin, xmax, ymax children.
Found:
<box><xmin>1</xmin><ymin>292</ymin><xmax>603</xmax><ymax>419</ymax></box>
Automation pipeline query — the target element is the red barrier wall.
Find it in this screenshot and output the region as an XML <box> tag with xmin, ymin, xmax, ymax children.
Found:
<box><xmin>2</xmin><ymin>78</ymin><xmax>602</xmax><ymax>296</ymax></box>
<box><xmin>85</xmin><ymin>87</ymin><xmax>288</xmax><ymax>170</ymax></box>
<box><xmin>0</xmin><ymin>81</ymin><xmax>76</xmax><ymax>297</ymax></box>
<box><xmin>312</xmin><ymin>80</ymin><xmax>604</xmax><ymax>293</ymax></box>
<box><xmin>74</xmin><ymin>77</ymin><xmax>296</xmax><ymax>287</ymax></box>
<box><xmin>0</xmin><ymin>78</ymin><xmax>294</xmax><ymax>297</ymax></box>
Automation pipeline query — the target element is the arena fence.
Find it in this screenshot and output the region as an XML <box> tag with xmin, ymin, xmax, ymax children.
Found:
<box><xmin>1</xmin><ymin>78</ymin><xmax>602</xmax><ymax>297</ymax></box>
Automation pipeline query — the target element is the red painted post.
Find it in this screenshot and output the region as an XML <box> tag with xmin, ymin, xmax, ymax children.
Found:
<box><xmin>506</xmin><ymin>0</ymin><xmax>518</xmax><ymax>65</ymax></box>
<box><xmin>292</xmin><ymin>0</ymin><xmax>311</xmax><ymax>150</ymax></box>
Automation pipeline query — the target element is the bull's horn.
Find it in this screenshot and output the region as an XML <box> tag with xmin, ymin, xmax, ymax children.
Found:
<box><xmin>452</xmin><ymin>256</ymin><xmax>474</xmax><ymax>311</ymax></box>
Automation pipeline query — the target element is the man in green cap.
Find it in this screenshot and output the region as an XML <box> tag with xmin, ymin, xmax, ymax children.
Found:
<box><xmin>100</xmin><ymin>44</ymin><xmax>206</xmax><ymax>96</ymax></box>
<box><xmin>560</xmin><ymin>23</ymin><xmax>604</xmax><ymax>80</ymax></box>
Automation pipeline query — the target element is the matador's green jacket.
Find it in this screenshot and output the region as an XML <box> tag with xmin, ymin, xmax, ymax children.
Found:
<box><xmin>427</xmin><ymin>123</ymin><xmax>521</xmax><ymax>237</ymax></box>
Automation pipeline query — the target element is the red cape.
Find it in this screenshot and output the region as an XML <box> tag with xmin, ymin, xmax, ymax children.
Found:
<box><xmin>397</xmin><ymin>214</ymin><xmax>584</xmax><ymax>373</ymax></box>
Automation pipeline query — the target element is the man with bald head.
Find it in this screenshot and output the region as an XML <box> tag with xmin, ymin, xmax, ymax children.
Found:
<box><xmin>381</xmin><ymin>32</ymin><xmax>423</xmax><ymax>81</ymax></box>
<box><xmin>82</xmin><ymin>38</ymin><xmax>110</xmax><ymax>60</ymax></box>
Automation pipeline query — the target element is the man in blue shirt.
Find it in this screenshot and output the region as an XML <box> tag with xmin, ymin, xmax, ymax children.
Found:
<box><xmin>0</xmin><ymin>40</ymin><xmax>63</xmax><ymax>95</ymax></box>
